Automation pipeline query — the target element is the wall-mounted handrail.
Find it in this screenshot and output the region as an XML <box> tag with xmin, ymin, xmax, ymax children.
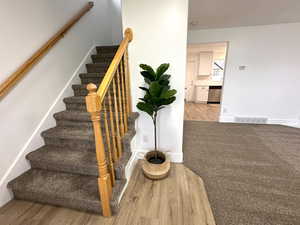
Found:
<box><xmin>0</xmin><ymin>2</ymin><xmax>94</xmax><ymax>99</ymax></box>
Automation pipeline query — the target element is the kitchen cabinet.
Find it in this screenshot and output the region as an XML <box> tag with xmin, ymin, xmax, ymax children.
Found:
<box><xmin>195</xmin><ymin>86</ymin><xmax>209</xmax><ymax>103</ymax></box>
<box><xmin>198</xmin><ymin>52</ymin><xmax>213</xmax><ymax>76</ymax></box>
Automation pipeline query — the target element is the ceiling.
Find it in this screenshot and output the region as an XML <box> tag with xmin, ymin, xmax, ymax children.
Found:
<box><xmin>189</xmin><ymin>0</ymin><xmax>300</xmax><ymax>30</ymax></box>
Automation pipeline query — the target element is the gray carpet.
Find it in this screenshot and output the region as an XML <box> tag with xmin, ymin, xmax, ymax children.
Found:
<box><xmin>183</xmin><ymin>121</ymin><xmax>300</xmax><ymax>225</ymax></box>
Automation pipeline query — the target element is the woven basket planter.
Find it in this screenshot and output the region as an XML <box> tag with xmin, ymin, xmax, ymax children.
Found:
<box><xmin>142</xmin><ymin>151</ymin><xmax>170</xmax><ymax>180</ymax></box>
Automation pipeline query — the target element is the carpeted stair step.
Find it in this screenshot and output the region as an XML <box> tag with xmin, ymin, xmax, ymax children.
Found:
<box><xmin>64</xmin><ymin>96</ymin><xmax>126</xmax><ymax>111</ymax></box>
<box><xmin>96</xmin><ymin>45</ymin><xmax>119</xmax><ymax>54</ymax></box>
<box><xmin>72</xmin><ymin>84</ymin><xmax>118</xmax><ymax>97</ymax></box>
<box><xmin>86</xmin><ymin>63</ymin><xmax>109</xmax><ymax>73</ymax></box>
<box><xmin>54</xmin><ymin>110</ymin><xmax>92</xmax><ymax>128</ymax></box>
<box><xmin>63</xmin><ymin>96</ymin><xmax>87</xmax><ymax>111</ymax></box>
<box><xmin>8</xmin><ymin>168</ymin><xmax>125</xmax><ymax>214</ymax></box>
<box><xmin>27</xmin><ymin>146</ymin><xmax>98</xmax><ymax>177</ymax></box>
<box><xmin>54</xmin><ymin>110</ymin><xmax>137</xmax><ymax>129</ymax></box>
<box><xmin>91</xmin><ymin>54</ymin><xmax>114</xmax><ymax>64</ymax></box>
<box><xmin>79</xmin><ymin>73</ymin><xmax>105</xmax><ymax>85</ymax></box>
<box><xmin>41</xmin><ymin>127</ymin><xmax>95</xmax><ymax>151</ymax></box>
<box><xmin>26</xmin><ymin>146</ymin><xmax>127</xmax><ymax>180</ymax></box>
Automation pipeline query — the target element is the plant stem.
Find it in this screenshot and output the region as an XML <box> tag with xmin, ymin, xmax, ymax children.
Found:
<box><xmin>153</xmin><ymin>111</ymin><xmax>157</xmax><ymax>152</ymax></box>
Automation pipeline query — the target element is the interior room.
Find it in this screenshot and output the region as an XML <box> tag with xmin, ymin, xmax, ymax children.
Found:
<box><xmin>184</xmin><ymin>42</ymin><xmax>227</xmax><ymax>121</ymax></box>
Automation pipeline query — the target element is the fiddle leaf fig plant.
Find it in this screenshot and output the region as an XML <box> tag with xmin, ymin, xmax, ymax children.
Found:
<box><xmin>137</xmin><ymin>63</ymin><xmax>177</xmax><ymax>152</ymax></box>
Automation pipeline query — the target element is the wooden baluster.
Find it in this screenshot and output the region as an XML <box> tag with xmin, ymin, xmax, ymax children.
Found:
<box><xmin>124</xmin><ymin>48</ymin><xmax>132</xmax><ymax>114</ymax></box>
<box><xmin>85</xmin><ymin>83</ymin><xmax>112</xmax><ymax>217</ymax></box>
<box><xmin>112</xmin><ymin>78</ymin><xmax>123</xmax><ymax>157</ymax></box>
<box><xmin>120</xmin><ymin>57</ymin><xmax>128</xmax><ymax>132</ymax></box>
<box><xmin>107</xmin><ymin>90</ymin><xmax>119</xmax><ymax>162</ymax></box>
<box><xmin>116</xmin><ymin>68</ymin><xmax>125</xmax><ymax>137</ymax></box>
<box><xmin>102</xmin><ymin>101</ymin><xmax>116</xmax><ymax>187</ymax></box>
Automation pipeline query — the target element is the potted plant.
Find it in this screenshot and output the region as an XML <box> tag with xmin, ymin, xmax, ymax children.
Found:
<box><xmin>136</xmin><ymin>63</ymin><xmax>177</xmax><ymax>180</ymax></box>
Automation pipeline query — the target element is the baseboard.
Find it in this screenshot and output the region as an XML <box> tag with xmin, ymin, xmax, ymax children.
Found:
<box><xmin>132</xmin><ymin>149</ymin><xmax>183</xmax><ymax>163</ymax></box>
<box><xmin>219</xmin><ymin>115</ymin><xmax>299</xmax><ymax>128</ymax></box>
<box><xmin>0</xmin><ymin>45</ymin><xmax>97</xmax><ymax>207</ymax></box>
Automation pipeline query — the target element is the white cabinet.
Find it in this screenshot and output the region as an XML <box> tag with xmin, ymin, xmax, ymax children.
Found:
<box><xmin>198</xmin><ymin>52</ymin><xmax>213</xmax><ymax>76</ymax></box>
<box><xmin>195</xmin><ymin>86</ymin><xmax>209</xmax><ymax>103</ymax></box>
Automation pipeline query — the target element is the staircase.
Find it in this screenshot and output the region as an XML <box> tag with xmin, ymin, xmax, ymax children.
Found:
<box><xmin>8</xmin><ymin>45</ymin><xmax>138</xmax><ymax>215</ymax></box>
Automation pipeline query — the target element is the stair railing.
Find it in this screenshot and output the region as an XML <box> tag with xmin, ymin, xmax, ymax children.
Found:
<box><xmin>0</xmin><ymin>2</ymin><xmax>94</xmax><ymax>99</ymax></box>
<box><xmin>85</xmin><ymin>28</ymin><xmax>133</xmax><ymax>217</ymax></box>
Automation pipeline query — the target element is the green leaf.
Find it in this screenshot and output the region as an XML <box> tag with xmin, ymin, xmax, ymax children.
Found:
<box><xmin>139</xmin><ymin>87</ymin><xmax>149</xmax><ymax>93</ymax></box>
<box><xmin>156</xmin><ymin>63</ymin><xmax>170</xmax><ymax>79</ymax></box>
<box><xmin>160</xmin><ymin>96</ymin><xmax>176</xmax><ymax>105</ymax></box>
<box><xmin>140</xmin><ymin>64</ymin><xmax>156</xmax><ymax>78</ymax></box>
<box><xmin>159</xmin><ymin>74</ymin><xmax>171</xmax><ymax>81</ymax></box>
<box><xmin>149</xmin><ymin>82</ymin><xmax>162</xmax><ymax>97</ymax></box>
<box><xmin>137</xmin><ymin>102</ymin><xmax>154</xmax><ymax>117</ymax></box>
<box><xmin>141</xmin><ymin>71</ymin><xmax>155</xmax><ymax>81</ymax></box>
<box><xmin>160</xmin><ymin>89</ymin><xmax>177</xmax><ymax>99</ymax></box>
<box><xmin>144</xmin><ymin>78</ymin><xmax>152</xmax><ymax>84</ymax></box>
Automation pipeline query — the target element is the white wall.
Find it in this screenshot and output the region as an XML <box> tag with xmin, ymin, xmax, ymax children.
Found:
<box><xmin>122</xmin><ymin>0</ymin><xmax>189</xmax><ymax>162</ymax></box>
<box><xmin>188</xmin><ymin>23</ymin><xmax>300</xmax><ymax>125</ymax></box>
<box><xmin>110</xmin><ymin>0</ymin><xmax>123</xmax><ymax>44</ymax></box>
<box><xmin>0</xmin><ymin>0</ymin><xmax>115</xmax><ymax>206</ymax></box>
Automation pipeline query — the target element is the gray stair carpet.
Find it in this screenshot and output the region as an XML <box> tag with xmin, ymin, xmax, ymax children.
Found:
<box><xmin>183</xmin><ymin>121</ymin><xmax>300</xmax><ymax>225</ymax></box>
<box><xmin>8</xmin><ymin>45</ymin><xmax>139</xmax><ymax>214</ymax></box>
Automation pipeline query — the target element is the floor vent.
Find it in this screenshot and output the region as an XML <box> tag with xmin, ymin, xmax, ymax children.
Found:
<box><xmin>234</xmin><ymin>117</ymin><xmax>268</xmax><ymax>124</ymax></box>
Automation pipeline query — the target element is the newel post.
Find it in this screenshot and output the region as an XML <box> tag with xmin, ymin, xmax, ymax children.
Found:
<box><xmin>85</xmin><ymin>83</ymin><xmax>112</xmax><ymax>217</ymax></box>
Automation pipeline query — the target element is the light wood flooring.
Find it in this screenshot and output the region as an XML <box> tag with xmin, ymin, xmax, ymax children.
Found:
<box><xmin>184</xmin><ymin>103</ymin><xmax>220</xmax><ymax>121</ymax></box>
<box><xmin>0</xmin><ymin>162</ymin><xmax>215</xmax><ymax>225</ymax></box>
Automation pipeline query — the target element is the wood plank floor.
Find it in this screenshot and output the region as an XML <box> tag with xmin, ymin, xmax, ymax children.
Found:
<box><xmin>184</xmin><ymin>103</ymin><xmax>220</xmax><ymax>121</ymax></box>
<box><xmin>0</xmin><ymin>162</ymin><xmax>215</xmax><ymax>225</ymax></box>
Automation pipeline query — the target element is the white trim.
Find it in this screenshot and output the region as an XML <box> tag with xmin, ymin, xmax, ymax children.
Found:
<box><xmin>0</xmin><ymin>45</ymin><xmax>96</xmax><ymax>207</ymax></box>
<box><xmin>219</xmin><ymin>115</ymin><xmax>300</xmax><ymax>128</ymax></box>
<box><xmin>118</xmin><ymin>151</ymin><xmax>139</xmax><ymax>203</ymax></box>
<box><xmin>132</xmin><ymin>149</ymin><xmax>183</xmax><ymax>163</ymax></box>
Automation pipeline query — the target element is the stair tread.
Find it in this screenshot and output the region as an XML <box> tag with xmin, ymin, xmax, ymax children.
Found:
<box><xmin>54</xmin><ymin>110</ymin><xmax>90</xmax><ymax>121</ymax></box>
<box><xmin>79</xmin><ymin>73</ymin><xmax>105</xmax><ymax>78</ymax></box>
<box><xmin>27</xmin><ymin>146</ymin><xmax>98</xmax><ymax>176</ymax></box>
<box><xmin>86</xmin><ymin>63</ymin><xmax>110</xmax><ymax>67</ymax></box>
<box><xmin>63</xmin><ymin>96</ymin><xmax>85</xmax><ymax>104</ymax></box>
<box><xmin>8</xmin><ymin>168</ymin><xmax>125</xmax><ymax>214</ymax></box>
<box><xmin>42</xmin><ymin>126</ymin><xmax>94</xmax><ymax>141</ymax></box>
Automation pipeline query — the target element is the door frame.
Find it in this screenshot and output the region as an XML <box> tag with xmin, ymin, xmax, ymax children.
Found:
<box><xmin>184</xmin><ymin>41</ymin><xmax>230</xmax><ymax>122</ymax></box>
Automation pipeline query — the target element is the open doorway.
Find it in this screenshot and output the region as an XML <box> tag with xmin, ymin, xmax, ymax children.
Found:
<box><xmin>184</xmin><ymin>42</ymin><xmax>228</xmax><ymax>121</ymax></box>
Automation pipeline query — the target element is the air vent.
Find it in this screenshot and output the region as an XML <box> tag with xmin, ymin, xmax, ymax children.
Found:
<box><xmin>235</xmin><ymin>117</ymin><xmax>268</xmax><ymax>124</ymax></box>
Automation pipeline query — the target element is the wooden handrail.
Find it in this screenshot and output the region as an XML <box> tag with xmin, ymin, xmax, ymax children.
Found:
<box><xmin>0</xmin><ymin>2</ymin><xmax>94</xmax><ymax>99</ymax></box>
<box><xmin>85</xmin><ymin>28</ymin><xmax>133</xmax><ymax>217</ymax></box>
<box><xmin>97</xmin><ymin>28</ymin><xmax>133</xmax><ymax>102</ymax></box>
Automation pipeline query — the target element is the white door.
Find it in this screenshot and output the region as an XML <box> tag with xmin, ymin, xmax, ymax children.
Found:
<box><xmin>185</xmin><ymin>59</ymin><xmax>197</xmax><ymax>101</ymax></box>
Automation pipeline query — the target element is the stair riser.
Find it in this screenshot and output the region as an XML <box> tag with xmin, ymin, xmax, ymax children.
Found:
<box><xmin>55</xmin><ymin>117</ymin><xmax>126</xmax><ymax>128</ymax></box>
<box><xmin>73</xmin><ymin>88</ymin><xmax>118</xmax><ymax>97</ymax></box>
<box><xmin>56</xmin><ymin>120</ymin><xmax>93</xmax><ymax>128</ymax></box>
<box><xmin>66</xmin><ymin>103</ymin><xmax>86</xmax><ymax>111</ymax></box>
<box><xmin>29</xmin><ymin>160</ymin><xmax>98</xmax><ymax>177</ymax></box>
<box><xmin>44</xmin><ymin>137</ymin><xmax>95</xmax><ymax>151</ymax></box>
<box><xmin>65</xmin><ymin>101</ymin><xmax>126</xmax><ymax>111</ymax></box>
<box><xmin>96</xmin><ymin>47</ymin><xmax>118</xmax><ymax>54</ymax></box>
<box><xmin>80</xmin><ymin>77</ymin><xmax>103</xmax><ymax>85</ymax></box>
<box><xmin>12</xmin><ymin>190</ymin><xmax>108</xmax><ymax>214</ymax></box>
<box><xmin>29</xmin><ymin>157</ymin><xmax>126</xmax><ymax>180</ymax></box>
<box><xmin>91</xmin><ymin>56</ymin><xmax>113</xmax><ymax>64</ymax></box>
<box><xmin>86</xmin><ymin>65</ymin><xmax>108</xmax><ymax>73</ymax></box>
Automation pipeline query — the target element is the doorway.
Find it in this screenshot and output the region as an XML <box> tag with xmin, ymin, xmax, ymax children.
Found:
<box><xmin>184</xmin><ymin>42</ymin><xmax>228</xmax><ymax>121</ymax></box>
